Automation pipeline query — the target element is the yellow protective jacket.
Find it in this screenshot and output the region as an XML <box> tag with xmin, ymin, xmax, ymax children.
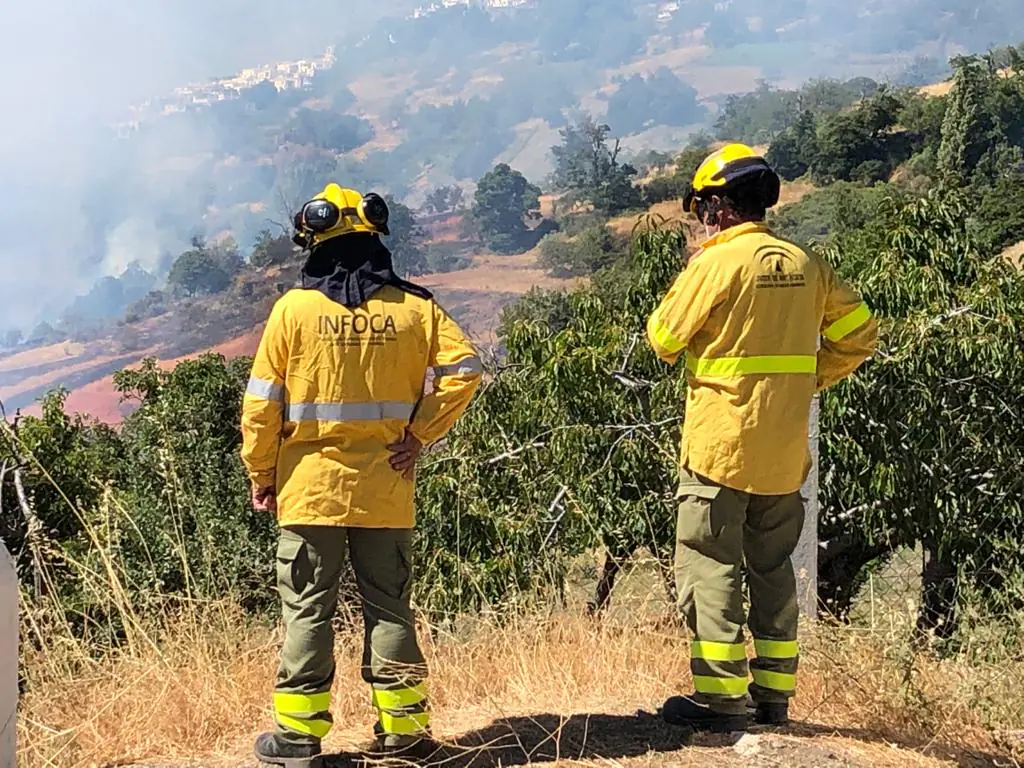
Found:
<box><xmin>241</xmin><ymin>285</ymin><xmax>482</xmax><ymax>528</ymax></box>
<box><xmin>647</xmin><ymin>222</ymin><xmax>878</xmax><ymax>496</ymax></box>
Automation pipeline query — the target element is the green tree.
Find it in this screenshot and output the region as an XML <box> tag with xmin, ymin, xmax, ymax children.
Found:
<box><xmin>817</xmin><ymin>188</ymin><xmax>1024</xmax><ymax>631</ymax></box>
<box><xmin>209</xmin><ymin>236</ymin><xmax>244</xmax><ymax>278</ymax></box>
<box><xmin>27</xmin><ymin>322</ymin><xmax>60</xmax><ymax>346</ymax></box>
<box><xmin>606</xmin><ymin>68</ymin><xmax>705</xmax><ymax>134</ymax></box>
<box><xmin>383</xmin><ymin>195</ymin><xmax>429</xmax><ymax>276</ymax></box>
<box><xmin>937</xmin><ymin>57</ymin><xmax>995</xmax><ymax>185</ymax></box>
<box><xmin>111</xmin><ymin>355</ymin><xmax>277</xmax><ymax>611</ymax></box>
<box><xmin>1</xmin><ymin>328</ymin><xmax>23</xmax><ymax>349</ymax></box>
<box><xmin>808</xmin><ymin>89</ymin><xmax>909</xmax><ymax>185</ymax></box>
<box><xmin>972</xmin><ymin>170</ymin><xmax>1024</xmax><ymax>254</ymax></box>
<box><xmin>283</xmin><ymin>108</ymin><xmax>373</xmax><ymax>154</ymax></box>
<box><xmin>167</xmin><ymin>240</ymin><xmax>231</xmax><ymax>298</ymax></box>
<box><xmin>470</xmin><ymin>164</ymin><xmax>542</xmax><ymax>255</ymax></box>
<box><xmin>551</xmin><ymin>117</ymin><xmax>642</xmax><ymax>215</ymax></box>
<box><xmin>537</xmin><ymin>224</ymin><xmax>627</xmax><ymax>278</ymax></box>
<box><xmin>413</xmin><ymin>223</ymin><xmax>688</xmax><ymax>616</ymax></box>
<box><xmin>423</xmin><ymin>185</ymin><xmax>465</xmax><ymax>215</ymax></box>
<box><xmin>0</xmin><ymin>390</ymin><xmax>124</xmax><ymax>599</ymax></box>
<box><xmin>249</xmin><ymin>229</ymin><xmax>295</xmax><ymax>269</ymax></box>
<box><xmin>767</xmin><ymin>110</ymin><xmax>818</xmax><ymax>181</ymax></box>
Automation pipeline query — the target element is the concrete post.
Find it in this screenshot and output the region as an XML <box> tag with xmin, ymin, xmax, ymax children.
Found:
<box><xmin>793</xmin><ymin>397</ymin><xmax>819</xmax><ymax>620</ymax></box>
<box><xmin>0</xmin><ymin>540</ymin><xmax>16</xmax><ymax>767</ymax></box>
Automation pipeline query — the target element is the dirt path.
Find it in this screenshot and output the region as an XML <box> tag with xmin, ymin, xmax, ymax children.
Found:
<box><xmin>121</xmin><ymin>720</ymin><xmax>1000</xmax><ymax>768</ymax></box>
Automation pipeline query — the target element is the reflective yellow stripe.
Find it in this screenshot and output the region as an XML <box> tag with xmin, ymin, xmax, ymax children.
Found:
<box><xmin>372</xmin><ymin>684</ymin><xmax>428</xmax><ymax>710</ymax></box>
<box><xmin>824</xmin><ymin>303</ymin><xmax>871</xmax><ymax>342</ymax></box>
<box><xmin>752</xmin><ymin>669</ymin><xmax>797</xmax><ymax>692</ymax></box>
<box><xmin>378</xmin><ymin>710</ymin><xmax>431</xmax><ymax>735</ymax></box>
<box><xmin>650</xmin><ymin>313</ymin><xmax>685</xmax><ymax>355</ymax></box>
<box><xmin>274</xmin><ymin>691</ymin><xmax>332</xmax><ymax>714</ymax></box>
<box><xmin>754</xmin><ymin>639</ymin><xmax>799</xmax><ymax>659</ymax></box>
<box><xmin>693</xmin><ymin>675</ymin><xmax>749</xmax><ymax>696</ymax></box>
<box><xmin>275</xmin><ymin>713</ymin><xmax>332</xmax><ymax>739</ymax></box>
<box><xmin>686</xmin><ymin>354</ymin><xmax>816</xmax><ymax>377</ymax></box>
<box><xmin>692</xmin><ymin>640</ymin><xmax>747</xmax><ymax>662</ymax></box>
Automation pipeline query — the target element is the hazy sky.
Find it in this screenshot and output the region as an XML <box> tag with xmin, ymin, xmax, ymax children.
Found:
<box><xmin>0</xmin><ymin>0</ymin><xmax>355</xmax><ymax>330</ymax></box>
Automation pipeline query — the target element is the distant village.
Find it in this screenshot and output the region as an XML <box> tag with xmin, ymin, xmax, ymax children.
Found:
<box><xmin>113</xmin><ymin>0</ymin><xmax>686</xmax><ymax>137</ymax></box>
<box><xmin>114</xmin><ymin>46</ymin><xmax>338</xmax><ymax>136</ymax></box>
<box><xmin>411</xmin><ymin>0</ymin><xmax>535</xmax><ymax>18</ymax></box>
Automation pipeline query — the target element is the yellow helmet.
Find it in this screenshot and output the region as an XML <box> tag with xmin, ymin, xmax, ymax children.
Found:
<box><xmin>683</xmin><ymin>143</ymin><xmax>780</xmax><ymax>215</ymax></box>
<box><xmin>292</xmin><ymin>183</ymin><xmax>390</xmax><ymax>249</ymax></box>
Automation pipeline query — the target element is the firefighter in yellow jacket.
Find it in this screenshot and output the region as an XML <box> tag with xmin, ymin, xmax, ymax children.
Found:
<box><xmin>647</xmin><ymin>145</ymin><xmax>877</xmax><ymax>732</ymax></box>
<box><xmin>241</xmin><ymin>183</ymin><xmax>482</xmax><ymax>766</ymax></box>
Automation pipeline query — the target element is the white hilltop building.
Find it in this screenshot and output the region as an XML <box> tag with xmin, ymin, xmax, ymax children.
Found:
<box><xmin>115</xmin><ymin>46</ymin><xmax>337</xmax><ymax>135</ymax></box>
<box><xmin>657</xmin><ymin>1</ymin><xmax>681</xmax><ymax>24</ymax></box>
<box><xmin>411</xmin><ymin>0</ymin><xmax>534</xmax><ymax>19</ymax></box>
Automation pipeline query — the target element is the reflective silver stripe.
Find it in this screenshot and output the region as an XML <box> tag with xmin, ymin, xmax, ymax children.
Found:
<box><xmin>246</xmin><ymin>377</ymin><xmax>284</xmax><ymax>402</ymax></box>
<box><xmin>433</xmin><ymin>355</ymin><xmax>483</xmax><ymax>378</ymax></box>
<box><xmin>285</xmin><ymin>401</ymin><xmax>416</xmax><ymax>423</ymax></box>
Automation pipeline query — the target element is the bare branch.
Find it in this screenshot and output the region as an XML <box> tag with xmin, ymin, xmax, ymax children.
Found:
<box><xmin>13</xmin><ymin>466</ymin><xmax>45</xmax><ymax>597</ymax></box>
<box><xmin>541</xmin><ymin>485</ymin><xmax>569</xmax><ymax>549</ymax></box>
<box><xmin>0</xmin><ymin>414</ymin><xmax>47</xmax><ymax>598</ymax></box>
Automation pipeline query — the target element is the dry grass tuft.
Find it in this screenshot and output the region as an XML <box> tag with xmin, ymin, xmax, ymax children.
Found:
<box><xmin>1002</xmin><ymin>240</ymin><xmax>1024</xmax><ymax>268</ymax></box>
<box><xmin>18</xmin><ymin>603</ymin><xmax>1023</xmax><ymax>768</ymax></box>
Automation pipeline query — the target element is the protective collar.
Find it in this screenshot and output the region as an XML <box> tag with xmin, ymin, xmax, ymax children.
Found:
<box><xmin>300</xmin><ymin>233</ymin><xmax>432</xmax><ymax>308</ymax></box>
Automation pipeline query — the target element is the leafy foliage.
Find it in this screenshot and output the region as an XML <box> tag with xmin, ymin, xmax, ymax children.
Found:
<box><xmin>768</xmin><ymin>183</ymin><xmax>903</xmax><ymax>247</ymax></box>
<box><xmin>606</xmin><ymin>69</ymin><xmax>705</xmax><ymax>134</ymax></box>
<box><xmin>470</xmin><ymin>164</ymin><xmax>542</xmax><ymax>254</ymax></box>
<box><xmin>167</xmin><ymin>238</ymin><xmax>233</xmax><ymax>298</ymax></box>
<box><xmin>768</xmin><ymin>88</ymin><xmax>919</xmax><ymax>185</ymax></box>
<box><xmin>551</xmin><ymin>117</ymin><xmax>641</xmax><ymax>214</ymax></box>
<box><xmin>937</xmin><ymin>58</ymin><xmax>997</xmax><ymax>185</ymax></box>
<box><xmin>382</xmin><ymin>196</ymin><xmax>429</xmax><ymax>276</ymax></box>
<box><xmin>715</xmin><ymin>78</ymin><xmax>881</xmax><ymax>145</ymax></box>
<box><xmin>423</xmin><ymin>186</ymin><xmax>465</xmax><ymax>216</ymax></box>
<box><xmin>817</xmin><ymin>189</ymin><xmax>1024</xmax><ymax>625</ymax></box>
<box><xmin>413</xmin><ymin>223</ymin><xmax>688</xmax><ymax>616</ymax></box>
<box><xmin>249</xmin><ymin>229</ymin><xmax>296</xmax><ymax>269</ymax></box>
<box><xmin>283</xmin><ymin>109</ymin><xmax>374</xmax><ymax>154</ymax></box>
<box><xmin>537</xmin><ymin>224</ymin><xmax>628</xmax><ymax>278</ymax></box>
<box><xmin>639</xmin><ymin>138</ymin><xmax>714</xmax><ymax>206</ymax></box>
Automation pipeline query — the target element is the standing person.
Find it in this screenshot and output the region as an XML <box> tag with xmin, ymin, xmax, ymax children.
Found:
<box><xmin>242</xmin><ymin>183</ymin><xmax>483</xmax><ymax>766</ymax></box>
<box><xmin>646</xmin><ymin>145</ymin><xmax>877</xmax><ymax>733</ymax></box>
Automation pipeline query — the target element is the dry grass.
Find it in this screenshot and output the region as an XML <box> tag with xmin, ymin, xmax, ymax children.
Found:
<box><xmin>920</xmin><ymin>67</ymin><xmax>1016</xmax><ymax>98</ymax></box>
<box><xmin>419</xmin><ymin>252</ymin><xmax>574</xmax><ymax>295</ymax></box>
<box><xmin>1002</xmin><ymin>240</ymin><xmax>1024</xmax><ymax>268</ymax></box>
<box><xmin>0</xmin><ymin>342</ymin><xmax>87</xmax><ymax>373</ymax></box>
<box><xmin>18</xmin><ymin>599</ymin><xmax>1023</xmax><ymax>768</ymax></box>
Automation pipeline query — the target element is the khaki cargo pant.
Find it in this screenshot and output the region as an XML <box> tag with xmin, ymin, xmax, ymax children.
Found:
<box><xmin>675</xmin><ymin>469</ymin><xmax>804</xmax><ymax>715</ymax></box>
<box><xmin>272</xmin><ymin>526</ymin><xmax>429</xmax><ymax>746</ymax></box>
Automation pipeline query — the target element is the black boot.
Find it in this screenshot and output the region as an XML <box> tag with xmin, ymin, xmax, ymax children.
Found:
<box><xmin>661</xmin><ymin>695</ymin><xmax>747</xmax><ymax>733</ymax></box>
<box><xmin>254</xmin><ymin>732</ymin><xmax>322</xmax><ymax>768</ymax></box>
<box><xmin>745</xmin><ymin>685</ymin><xmax>790</xmax><ymax>726</ymax></box>
<box><xmin>360</xmin><ymin>727</ymin><xmax>445</xmax><ymax>764</ymax></box>
<box><xmin>753</xmin><ymin>702</ymin><xmax>789</xmax><ymax>726</ymax></box>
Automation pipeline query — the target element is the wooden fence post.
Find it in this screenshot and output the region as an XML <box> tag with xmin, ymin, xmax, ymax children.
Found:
<box><xmin>794</xmin><ymin>397</ymin><xmax>819</xmax><ymax>620</ymax></box>
<box><xmin>0</xmin><ymin>539</ymin><xmax>16</xmax><ymax>767</ymax></box>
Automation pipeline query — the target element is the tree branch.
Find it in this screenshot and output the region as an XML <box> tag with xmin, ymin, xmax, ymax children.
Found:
<box><xmin>0</xmin><ymin>409</ymin><xmax>47</xmax><ymax>598</ymax></box>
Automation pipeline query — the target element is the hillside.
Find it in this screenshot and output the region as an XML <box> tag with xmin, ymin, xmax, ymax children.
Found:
<box><xmin>2</xmin><ymin>33</ymin><xmax>1022</xmax><ymax>420</ymax></box>
<box><xmin>0</xmin><ymin>171</ymin><xmax>828</xmax><ymax>423</ymax></box>
<box><xmin>0</xmin><ymin>217</ymin><xmax>577</xmax><ymax>421</ymax></box>
<box><xmin>5</xmin><ymin>20</ymin><xmax>1024</xmax><ymax>768</ymax></box>
<box><xmin>7</xmin><ymin>0</ymin><xmax>1024</xmax><ymax>341</ymax></box>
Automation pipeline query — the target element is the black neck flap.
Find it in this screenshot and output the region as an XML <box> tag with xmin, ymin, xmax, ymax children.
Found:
<box><xmin>299</xmin><ymin>233</ymin><xmax>432</xmax><ymax>308</ymax></box>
